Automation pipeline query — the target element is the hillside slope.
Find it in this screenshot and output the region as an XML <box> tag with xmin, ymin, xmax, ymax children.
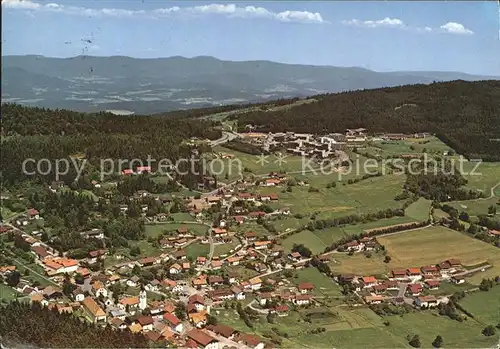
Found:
<box><xmin>232</xmin><ymin>80</ymin><xmax>500</xmax><ymax>161</ymax></box>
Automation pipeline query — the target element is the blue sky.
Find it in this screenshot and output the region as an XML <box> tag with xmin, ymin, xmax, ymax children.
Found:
<box><xmin>2</xmin><ymin>0</ymin><xmax>499</xmax><ymax>75</ymax></box>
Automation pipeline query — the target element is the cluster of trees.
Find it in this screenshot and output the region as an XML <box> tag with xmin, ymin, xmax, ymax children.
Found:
<box><xmin>117</xmin><ymin>175</ymin><xmax>179</xmax><ymax>197</ymax></box>
<box><xmin>324</xmin><ymin>220</ymin><xmax>428</xmax><ymax>253</ymax></box>
<box><xmin>223</xmin><ymin>139</ymin><xmax>266</xmax><ymax>155</ymax></box>
<box><xmin>346</xmin><ymin>172</ymin><xmax>383</xmax><ymax>185</ymax></box>
<box><xmin>291</xmin><ymin>243</ymin><xmax>312</xmax><ymax>258</ymax></box>
<box><xmin>1</xmin><ymin>104</ymin><xmax>221</xmax><ymax>186</ymax></box>
<box><xmin>0</xmin><ymin>302</ymin><xmax>148</xmax><ymax>347</ymax></box>
<box><xmin>305</xmin><ymin>208</ymin><xmax>405</xmax><ymax>232</ymax></box>
<box><xmin>232</xmin><ymin>80</ymin><xmax>500</xmax><ymax>161</ymax></box>
<box><xmin>404</xmin><ymin>171</ymin><xmax>482</xmax><ymax>202</ymax></box>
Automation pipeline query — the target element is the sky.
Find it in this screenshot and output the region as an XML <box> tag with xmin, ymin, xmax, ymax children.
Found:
<box><xmin>2</xmin><ymin>0</ymin><xmax>500</xmax><ymax>75</ymax></box>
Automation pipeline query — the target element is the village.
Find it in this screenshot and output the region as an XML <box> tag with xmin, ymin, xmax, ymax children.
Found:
<box><xmin>1</xmin><ymin>127</ymin><xmax>499</xmax><ymax>349</ymax></box>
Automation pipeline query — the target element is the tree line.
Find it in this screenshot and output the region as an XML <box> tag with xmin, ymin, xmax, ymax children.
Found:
<box><xmin>231</xmin><ymin>80</ymin><xmax>500</xmax><ymax>161</ymax></box>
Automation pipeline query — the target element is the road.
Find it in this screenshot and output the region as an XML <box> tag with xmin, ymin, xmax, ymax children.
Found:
<box><xmin>209</xmin><ymin>131</ymin><xmax>239</xmax><ymax>147</ymax></box>
<box><xmin>246</xmin><ymin>299</ymin><xmax>270</xmax><ymax>314</ymax></box>
<box><xmin>453</xmin><ymin>264</ymin><xmax>492</xmax><ymax>277</ymax></box>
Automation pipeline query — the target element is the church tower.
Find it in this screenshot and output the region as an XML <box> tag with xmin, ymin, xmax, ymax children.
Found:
<box><xmin>139</xmin><ymin>288</ymin><xmax>147</xmax><ymax>310</ymax></box>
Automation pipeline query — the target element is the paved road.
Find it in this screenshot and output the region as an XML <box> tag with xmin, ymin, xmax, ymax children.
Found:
<box><xmin>247</xmin><ymin>299</ymin><xmax>270</xmax><ymax>314</ymax></box>
<box><xmin>454</xmin><ymin>264</ymin><xmax>492</xmax><ymax>277</ymax></box>
<box><xmin>209</xmin><ymin>131</ymin><xmax>238</xmax><ymax>147</ymax></box>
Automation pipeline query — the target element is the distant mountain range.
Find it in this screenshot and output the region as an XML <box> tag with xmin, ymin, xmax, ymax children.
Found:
<box><xmin>2</xmin><ymin>55</ymin><xmax>497</xmax><ymax>114</ymax></box>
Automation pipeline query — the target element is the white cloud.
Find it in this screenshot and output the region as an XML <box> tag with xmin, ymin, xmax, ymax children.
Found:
<box><xmin>342</xmin><ymin>17</ymin><xmax>404</xmax><ymax>28</ymax></box>
<box><xmin>2</xmin><ymin>1</ymin><xmax>326</xmax><ymax>24</ymax></box>
<box><xmin>342</xmin><ymin>17</ymin><xmax>473</xmax><ymax>36</ymax></box>
<box><xmin>440</xmin><ymin>22</ymin><xmax>474</xmax><ymax>35</ymax></box>
<box><xmin>2</xmin><ymin>0</ymin><xmax>40</xmax><ymax>9</ymax></box>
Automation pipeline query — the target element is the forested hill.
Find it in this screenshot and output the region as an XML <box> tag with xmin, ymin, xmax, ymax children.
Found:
<box><xmin>232</xmin><ymin>80</ymin><xmax>500</xmax><ymax>161</ymax></box>
<box><xmin>1</xmin><ymin>104</ymin><xmax>221</xmax><ymax>186</ymax></box>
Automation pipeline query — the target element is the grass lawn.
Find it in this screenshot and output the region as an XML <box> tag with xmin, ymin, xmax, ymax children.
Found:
<box><xmin>371</xmin><ymin>136</ymin><xmax>452</xmax><ymax>156</ymax></box>
<box><xmin>433</xmin><ymin>209</ymin><xmax>450</xmax><ymax>221</ymax></box>
<box><xmin>405</xmin><ymin>198</ymin><xmax>432</xmax><ymax>222</ymax></box>
<box><xmin>460</xmin><ymin>162</ymin><xmax>500</xmax><ymax>195</ymax></box>
<box><xmin>224</xmin><ymin>265</ymin><xmax>259</xmax><ymax>280</ymax></box>
<box><xmin>280</xmin><ymin>230</ymin><xmax>327</xmax><ymax>254</ymax></box>
<box><xmin>213</xmin><ymin>238</ymin><xmax>240</xmax><ymax>257</ymax></box>
<box><xmin>271</xmin><ymin>217</ymin><xmax>309</xmax><ymax>233</ymax></box>
<box><xmin>459</xmin><ymin>286</ymin><xmax>500</xmax><ymax>325</ymax></box>
<box><xmin>170</xmin><ymin>212</ymin><xmax>197</xmax><ymax>222</ymax></box>
<box><xmin>341</xmin><ymin>216</ymin><xmax>418</xmax><ymax>236</ymax></box>
<box><xmin>292</xmin><ymin>268</ymin><xmax>343</xmax><ymax>297</ymax></box>
<box><xmin>447</xmin><ymin>197</ymin><xmax>498</xmax><ymax>218</ymax></box>
<box><xmin>259</xmin><ymin>174</ymin><xmax>406</xmax><ymax>219</ymax></box>
<box><xmin>312</xmin><ymin>226</ymin><xmax>349</xmax><ymax>246</ymax></box>
<box><xmin>0</xmin><ymin>207</ymin><xmax>17</xmax><ymax>220</ymax></box>
<box><xmin>377</xmin><ymin>226</ymin><xmax>500</xmax><ymax>284</ymax></box>
<box><xmin>0</xmin><ymin>284</ymin><xmax>21</xmax><ymax>302</ymax></box>
<box><xmin>128</xmin><ymin>240</ymin><xmax>161</xmax><ymax>258</ymax></box>
<box><xmin>234</xmin><ymin>222</ymin><xmax>273</xmax><ymax>238</ymax></box>
<box><xmin>145</xmin><ymin>223</ymin><xmax>209</xmax><ymax>239</ymax></box>
<box><xmin>211</xmin><ymin>146</ymin><xmax>308</xmax><ymax>180</ymax></box>
<box><xmin>185</xmin><ymin>243</ymin><xmax>210</xmax><ymax>259</ymax></box>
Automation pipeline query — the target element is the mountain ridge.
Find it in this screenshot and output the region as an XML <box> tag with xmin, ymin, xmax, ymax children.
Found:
<box><xmin>2</xmin><ymin>55</ymin><xmax>498</xmax><ymax>114</ymax></box>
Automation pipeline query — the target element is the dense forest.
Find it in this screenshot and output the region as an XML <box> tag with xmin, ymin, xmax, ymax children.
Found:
<box><xmin>231</xmin><ymin>80</ymin><xmax>500</xmax><ymax>161</ymax></box>
<box><xmin>0</xmin><ymin>302</ymin><xmax>148</xmax><ymax>348</ymax></box>
<box><xmin>1</xmin><ymin>104</ymin><xmax>221</xmax><ymax>186</ymax></box>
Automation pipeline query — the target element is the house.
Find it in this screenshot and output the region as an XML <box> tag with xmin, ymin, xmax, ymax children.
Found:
<box><xmin>88</xmin><ymin>249</ymin><xmax>108</xmax><ymax>263</ymax></box>
<box><xmin>384</xmin><ymin>280</ymin><xmax>399</xmax><ymax>291</ymax></box>
<box><xmin>173</xmin><ymin>250</ymin><xmax>187</xmax><ymax>260</ymax></box>
<box><xmin>231</xmin><ymin>286</ymin><xmax>245</xmax><ymax>300</ymax></box>
<box><xmin>361</xmin><ymin>276</ymin><xmax>378</xmax><ymax>288</ymax></box>
<box><xmin>71</xmin><ymin>288</ymin><xmax>84</xmax><ymax>302</ymax></box>
<box><xmin>406</xmin><ymin>268</ymin><xmax>422</xmax><ymax>281</ymax></box>
<box><xmin>193</xmin><ymin>277</ymin><xmax>208</xmax><ymax>289</ymax></box>
<box><xmin>188</xmin><ymin>295</ymin><xmax>206</xmax><ymax>312</ymax></box>
<box><xmin>372</xmin><ymin>284</ymin><xmax>388</xmax><ymax>294</ymax></box>
<box><xmin>248</xmin><ymin>211</ymin><xmax>266</xmax><ymax>219</ymax></box>
<box><xmin>288</xmin><ymin>252</ymin><xmax>302</xmax><ymax>262</ymax></box>
<box><xmin>208</xmin><ymin>288</ymin><xmax>234</xmax><ymax>302</ymax></box>
<box><xmin>27</xmin><ymin>208</ymin><xmax>40</xmax><ymax>220</ymax></box>
<box><xmin>364</xmin><ymin>295</ymin><xmax>386</xmax><ymax>305</ymax></box>
<box><xmin>452</xmin><ymin>276</ymin><xmax>466</xmax><ymax>284</ymax></box>
<box><xmin>249</xmin><ymin>277</ymin><xmax>262</xmax><ymax>291</ymax></box>
<box><xmin>91</xmin><ymin>281</ymin><xmax>108</xmax><ymax>298</ymax></box>
<box><xmin>294</xmin><ymin>294</ymin><xmax>312</xmax><ymax>306</ymax></box>
<box><xmin>235</xmin><ymin>333</ymin><xmax>265</xmax><ymax>349</ymax></box>
<box><xmin>208</xmin><ymin>275</ymin><xmax>224</xmax><ymax>286</ymax></box>
<box><xmin>298</xmin><ymin>282</ymin><xmax>314</xmax><ymax>294</ymax></box>
<box><xmin>212</xmin><ymin>228</ymin><xmax>228</xmax><ymax>238</ymax></box>
<box><xmin>258</xmin><ymin>292</ymin><xmax>273</xmax><ymax>306</ymax></box>
<box><xmin>406</xmin><ymin>283</ymin><xmax>423</xmax><ymax>296</ymax></box>
<box><xmin>272</xmin><ymin>304</ymin><xmax>289</xmax><ymax>317</ymax></box>
<box><xmin>244</xmin><ymin>232</ymin><xmax>258</xmax><ymax>242</ymax></box>
<box><xmin>43</xmin><ymin>258</ymin><xmax>79</xmax><ymax>275</ymax></box>
<box><xmin>425</xmin><ymin>280</ymin><xmax>440</xmax><ymax>290</ymax></box>
<box><xmin>439</xmin><ymin>259</ymin><xmax>461</xmax><ymax>274</ymax></box>
<box><xmin>207</xmin><ymin>324</ymin><xmax>236</xmax><ymax>340</ymax></box>
<box><xmin>137</xmin><ymin>316</ymin><xmax>154</xmax><ymax>332</ymax></box>
<box><xmin>415</xmin><ymin>295</ymin><xmax>439</xmax><ymax>308</ymax></box>
<box><xmin>82</xmin><ymin>297</ymin><xmax>107</xmax><ymax>323</ymax></box>
<box><xmin>196</xmin><ymin>256</ymin><xmax>207</xmax><ymax>266</ymax></box>
<box><xmin>188</xmin><ymin>311</ymin><xmax>208</xmax><ymax>329</ymax></box>
<box><xmin>122</xmin><ymin>169</ymin><xmax>134</xmax><ymax>175</ymax></box>
<box><xmin>126</xmin><ymin>275</ymin><xmax>140</xmax><ymax>288</ymax></box>
<box><xmin>110</xmin><ymin>317</ymin><xmax>128</xmax><ymax>330</ymax></box>
<box><xmin>263</xmin><ymin>178</ymin><xmax>281</xmax><ymax>187</ymax></box>
<box><xmin>164</xmin><ymin>313</ymin><xmax>184</xmax><ymax>333</ymax></box>
<box><xmin>169</xmin><ymin>263</ymin><xmax>182</xmax><ymax>275</ymax></box>
<box><xmin>253</xmin><ymin>240</ymin><xmax>271</xmax><ymax>250</ymax></box>
<box><xmin>31</xmin><ymin>246</ymin><xmax>51</xmax><ymax>260</ymax></box>
<box><xmin>138</xmin><ymin>257</ymin><xmax>156</xmax><ymax>267</ymax></box>
<box><xmin>345</xmin><ymin>241</ymin><xmax>362</xmax><ymax>252</ymax></box>
<box><xmin>185</xmin><ymin>329</ymin><xmax>219</xmax><ymax>349</ymax></box>
<box><xmin>211</xmin><ymin>260</ymin><xmax>223</xmax><ymax>270</ymax></box>
<box><xmin>227</xmin><ymin>256</ymin><xmax>242</xmax><ymax>266</ymax></box>
<box><xmin>421</xmin><ymin>265</ymin><xmax>440</xmax><ymax>277</ymax></box>
<box><xmin>119</xmin><ymin>296</ymin><xmax>139</xmax><ymax>312</ymax></box>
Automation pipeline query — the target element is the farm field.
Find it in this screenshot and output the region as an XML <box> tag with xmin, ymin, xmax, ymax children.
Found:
<box><xmin>329</xmin><ymin>225</ymin><xmax>500</xmax><ymax>282</ymax></box>
<box><xmin>377</xmin><ymin>226</ymin><xmax>500</xmax><ymax>283</ymax></box>
<box><xmin>280</xmin><ymin>230</ymin><xmax>327</xmax><ymax>254</ymax></box>
<box><xmin>340</xmin><ymin>216</ymin><xmax>418</xmax><ymax>236</ymax></box>
<box><xmin>271</xmin><ymin>217</ymin><xmax>309</xmax><ymax>232</ymax></box>
<box><xmin>234</xmin><ymin>222</ymin><xmax>272</xmax><ymax>237</ymax></box>
<box><xmin>211</xmin><ymin>146</ymin><xmax>308</xmax><ymax>180</ymax></box>
<box><xmin>447</xmin><ymin>197</ymin><xmax>498</xmax><ymax>218</ymax></box>
<box><xmin>170</xmin><ymin>212</ymin><xmax>197</xmax><ymax>221</ymax></box>
<box><xmin>459</xmin><ymin>287</ymin><xmax>500</xmax><ymax>325</ymax></box>
<box><xmin>371</xmin><ymin>136</ymin><xmax>452</xmax><ymax>156</ymax></box>
<box><xmin>460</xmin><ymin>161</ymin><xmax>500</xmax><ymax>196</ymax></box>
<box><xmin>258</xmin><ymin>174</ymin><xmax>406</xmax><ymax>219</ymax></box>
<box><xmin>145</xmin><ymin>223</ymin><xmax>209</xmax><ymax>239</ymax></box>
<box><xmin>405</xmin><ymin>198</ymin><xmax>432</xmax><ymax>222</ymax></box>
